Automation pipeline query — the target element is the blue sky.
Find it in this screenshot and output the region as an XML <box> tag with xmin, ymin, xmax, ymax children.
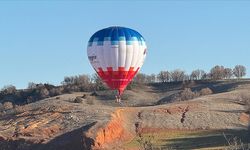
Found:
<box><xmin>0</xmin><ymin>1</ymin><xmax>249</xmax><ymax>89</ymax></box>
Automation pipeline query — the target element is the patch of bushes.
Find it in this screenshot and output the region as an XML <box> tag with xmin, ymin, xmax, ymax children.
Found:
<box><xmin>238</xmin><ymin>94</ymin><xmax>250</xmax><ymax>114</ymax></box>
<box><xmin>73</xmin><ymin>94</ymin><xmax>95</xmax><ymax>105</ymax></box>
<box><xmin>179</xmin><ymin>88</ymin><xmax>199</xmax><ymax>101</ymax></box>
<box><xmin>74</xmin><ymin>96</ymin><xmax>83</xmax><ymax>103</ymax></box>
<box><xmin>1</xmin><ymin>85</ymin><xmax>17</xmax><ymax>95</ymax></box>
<box><xmin>49</xmin><ymin>87</ymin><xmax>63</xmax><ymax>97</ymax></box>
<box><xmin>0</xmin><ymin>101</ymin><xmax>17</xmax><ymax>116</ymax></box>
<box><xmin>172</xmin><ymin>87</ymin><xmax>213</xmax><ymax>101</ymax></box>
<box><xmin>0</xmin><ymin>103</ymin><xmax>4</xmax><ymax>112</ymax></box>
<box><xmin>0</xmin><ymin>83</ymin><xmax>65</xmax><ymax>106</ymax></box>
<box><xmin>3</xmin><ymin>101</ymin><xmax>14</xmax><ymax>110</ymax></box>
<box><xmin>200</xmin><ymin>88</ymin><xmax>213</xmax><ymax>96</ymax></box>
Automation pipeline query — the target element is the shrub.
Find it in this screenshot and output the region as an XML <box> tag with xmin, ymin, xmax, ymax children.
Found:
<box><xmin>170</xmin><ymin>88</ymin><xmax>199</xmax><ymax>102</ymax></box>
<box><xmin>126</xmin><ymin>82</ymin><xmax>135</xmax><ymax>90</ymax></box>
<box><xmin>82</xmin><ymin>94</ymin><xmax>87</xmax><ymax>99</ymax></box>
<box><xmin>90</xmin><ymin>91</ymin><xmax>98</xmax><ymax>96</ymax></box>
<box><xmin>200</xmin><ymin>88</ymin><xmax>213</xmax><ymax>96</ymax></box>
<box><xmin>133</xmin><ymin>73</ymin><xmax>148</xmax><ymax>84</ymax></box>
<box><xmin>173</xmin><ymin>88</ymin><xmax>213</xmax><ymax>102</ymax></box>
<box><xmin>26</xmin><ymin>96</ymin><xmax>34</xmax><ymax>104</ymax></box>
<box><xmin>92</xmin><ymin>74</ymin><xmax>107</xmax><ymax>91</ymax></box>
<box><xmin>180</xmin><ymin>88</ymin><xmax>198</xmax><ymax>101</ymax></box>
<box><xmin>38</xmin><ymin>87</ymin><xmax>50</xmax><ymax>99</ymax></box>
<box><xmin>62</xmin><ymin>85</ymin><xmax>71</xmax><ymax>93</ymax></box>
<box><xmin>3</xmin><ymin>101</ymin><xmax>14</xmax><ymax>110</ymax></box>
<box><xmin>74</xmin><ymin>96</ymin><xmax>83</xmax><ymax>103</ymax></box>
<box><xmin>239</xmin><ymin>94</ymin><xmax>250</xmax><ymax>114</ymax></box>
<box><xmin>49</xmin><ymin>87</ymin><xmax>63</xmax><ymax>97</ymax></box>
<box><xmin>0</xmin><ymin>103</ymin><xmax>4</xmax><ymax>111</ymax></box>
<box><xmin>1</xmin><ymin>85</ymin><xmax>17</xmax><ymax>95</ymax></box>
<box><xmin>27</xmin><ymin>82</ymin><xmax>37</xmax><ymax>89</ymax></box>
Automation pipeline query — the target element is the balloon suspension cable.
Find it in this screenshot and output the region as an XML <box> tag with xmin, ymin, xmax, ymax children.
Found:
<box><xmin>115</xmin><ymin>89</ymin><xmax>122</xmax><ymax>103</ymax></box>
<box><xmin>118</xmin><ymin>89</ymin><xmax>121</xmax><ymax>96</ymax></box>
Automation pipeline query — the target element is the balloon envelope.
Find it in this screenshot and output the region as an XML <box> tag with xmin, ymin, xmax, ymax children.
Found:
<box><xmin>87</xmin><ymin>26</ymin><xmax>147</xmax><ymax>95</ymax></box>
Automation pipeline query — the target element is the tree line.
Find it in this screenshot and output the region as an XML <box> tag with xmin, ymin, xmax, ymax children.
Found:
<box><xmin>133</xmin><ymin>65</ymin><xmax>247</xmax><ymax>84</ymax></box>
<box><xmin>0</xmin><ymin>65</ymin><xmax>247</xmax><ymax>106</ymax></box>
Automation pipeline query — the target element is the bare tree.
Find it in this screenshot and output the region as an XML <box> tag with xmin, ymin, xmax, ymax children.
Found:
<box><xmin>233</xmin><ymin>65</ymin><xmax>246</xmax><ymax>79</ymax></box>
<box><xmin>170</xmin><ymin>69</ymin><xmax>185</xmax><ymax>82</ymax></box>
<box><xmin>183</xmin><ymin>74</ymin><xmax>190</xmax><ymax>81</ymax></box>
<box><xmin>157</xmin><ymin>71</ymin><xmax>170</xmax><ymax>83</ymax></box>
<box><xmin>190</xmin><ymin>69</ymin><xmax>205</xmax><ymax>80</ymax></box>
<box><xmin>77</xmin><ymin>75</ymin><xmax>92</xmax><ymax>91</ymax></box>
<box><xmin>146</xmin><ymin>74</ymin><xmax>156</xmax><ymax>83</ymax></box>
<box><xmin>27</xmin><ymin>82</ymin><xmax>37</xmax><ymax>89</ymax></box>
<box><xmin>62</xmin><ymin>76</ymin><xmax>72</xmax><ymax>85</ymax></box>
<box><xmin>39</xmin><ymin>87</ymin><xmax>50</xmax><ymax>99</ymax></box>
<box><xmin>77</xmin><ymin>75</ymin><xmax>91</xmax><ymax>85</ymax></box>
<box><xmin>224</xmin><ymin>68</ymin><xmax>233</xmax><ymax>79</ymax></box>
<box><xmin>92</xmin><ymin>73</ymin><xmax>107</xmax><ymax>91</ymax></box>
<box><xmin>201</xmin><ymin>73</ymin><xmax>211</xmax><ymax>80</ymax></box>
<box><xmin>210</xmin><ymin>65</ymin><xmax>225</xmax><ymax>80</ymax></box>
<box><xmin>133</xmin><ymin>73</ymin><xmax>147</xmax><ymax>84</ymax></box>
<box><xmin>49</xmin><ymin>87</ymin><xmax>63</xmax><ymax>97</ymax></box>
<box><xmin>62</xmin><ymin>74</ymin><xmax>92</xmax><ymax>92</ymax></box>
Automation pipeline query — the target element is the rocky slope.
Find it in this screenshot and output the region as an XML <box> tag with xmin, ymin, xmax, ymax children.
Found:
<box><xmin>0</xmin><ymin>83</ymin><xmax>250</xmax><ymax>150</ymax></box>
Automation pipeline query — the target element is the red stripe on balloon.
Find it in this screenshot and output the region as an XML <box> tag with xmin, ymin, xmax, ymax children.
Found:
<box><xmin>96</xmin><ymin>67</ymin><xmax>139</xmax><ymax>95</ymax></box>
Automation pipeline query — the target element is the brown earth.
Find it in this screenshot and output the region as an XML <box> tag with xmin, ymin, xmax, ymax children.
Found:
<box><xmin>0</xmin><ymin>80</ymin><xmax>250</xmax><ymax>150</ymax></box>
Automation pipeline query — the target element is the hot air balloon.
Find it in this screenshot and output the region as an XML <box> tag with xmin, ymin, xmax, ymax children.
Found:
<box><xmin>87</xmin><ymin>26</ymin><xmax>147</xmax><ymax>102</ymax></box>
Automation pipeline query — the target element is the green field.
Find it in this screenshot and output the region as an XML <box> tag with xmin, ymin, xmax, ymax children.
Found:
<box><xmin>124</xmin><ymin>129</ymin><xmax>250</xmax><ymax>150</ymax></box>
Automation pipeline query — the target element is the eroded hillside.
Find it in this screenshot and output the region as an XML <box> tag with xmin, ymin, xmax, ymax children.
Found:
<box><xmin>0</xmin><ymin>80</ymin><xmax>250</xmax><ymax>150</ymax></box>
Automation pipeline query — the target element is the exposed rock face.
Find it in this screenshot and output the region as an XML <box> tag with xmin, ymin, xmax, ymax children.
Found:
<box><xmin>0</xmin><ymin>96</ymin><xmax>138</xmax><ymax>150</ymax></box>
<box><xmin>94</xmin><ymin>109</ymin><xmax>134</xmax><ymax>148</ymax></box>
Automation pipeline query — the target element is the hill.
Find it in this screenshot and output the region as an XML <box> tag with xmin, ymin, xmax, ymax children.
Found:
<box><xmin>0</xmin><ymin>79</ymin><xmax>250</xmax><ymax>150</ymax></box>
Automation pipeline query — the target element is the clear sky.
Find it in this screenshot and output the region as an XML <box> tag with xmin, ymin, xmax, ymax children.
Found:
<box><xmin>0</xmin><ymin>1</ymin><xmax>249</xmax><ymax>89</ymax></box>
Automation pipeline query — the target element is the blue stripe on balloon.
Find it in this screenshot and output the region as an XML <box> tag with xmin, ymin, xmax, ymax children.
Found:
<box><xmin>119</xmin><ymin>36</ymin><xmax>126</xmax><ymax>41</ymax></box>
<box><xmin>104</xmin><ymin>37</ymin><xmax>111</xmax><ymax>41</ymax></box>
<box><xmin>88</xmin><ymin>26</ymin><xmax>146</xmax><ymax>46</ymax></box>
<box><xmin>97</xmin><ymin>41</ymin><xmax>103</xmax><ymax>46</ymax></box>
<box><xmin>88</xmin><ymin>38</ymin><xmax>145</xmax><ymax>46</ymax></box>
<box><xmin>111</xmin><ymin>41</ymin><xmax>118</xmax><ymax>45</ymax></box>
<box><xmin>126</xmin><ymin>41</ymin><xmax>133</xmax><ymax>45</ymax></box>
